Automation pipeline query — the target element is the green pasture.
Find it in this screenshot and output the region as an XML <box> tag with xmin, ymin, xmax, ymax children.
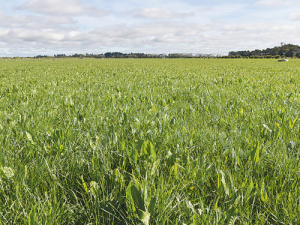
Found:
<box><xmin>0</xmin><ymin>58</ymin><xmax>299</xmax><ymax>224</ymax></box>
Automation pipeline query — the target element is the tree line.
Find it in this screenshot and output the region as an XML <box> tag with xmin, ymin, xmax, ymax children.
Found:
<box><xmin>228</xmin><ymin>43</ymin><xmax>300</xmax><ymax>58</ymax></box>
<box><xmin>52</xmin><ymin>52</ymin><xmax>212</xmax><ymax>59</ymax></box>
<box><xmin>4</xmin><ymin>43</ymin><xmax>300</xmax><ymax>59</ymax></box>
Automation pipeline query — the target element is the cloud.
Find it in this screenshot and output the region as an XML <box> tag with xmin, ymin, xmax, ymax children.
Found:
<box><xmin>19</xmin><ymin>0</ymin><xmax>109</xmax><ymax>17</ymax></box>
<box><xmin>1</xmin><ymin>15</ymin><xmax>300</xmax><ymax>56</ymax></box>
<box><xmin>1</xmin><ymin>1</ymin><xmax>300</xmax><ymax>57</ymax></box>
<box><xmin>219</xmin><ymin>22</ymin><xmax>299</xmax><ymax>52</ymax></box>
<box><xmin>255</xmin><ymin>0</ymin><xmax>294</xmax><ymax>7</ymax></box>
<box><xmin>0</xmin><ymin>10</ymin><xmax>77</xmax><ymax>33</ymax></box>
<box><xmin>92</xmin><ymin>22</ymin><xmax>211</xmax><ymax>38</ymax></box>
<box><xmin>286</xmin><ymin>12</ymin><xmax>300</xmax><ymax>21</ymax></box>
<box><xmin>129</xmin><ymin>8</ymin><xmax>193</xmax><ymax>19</ymax></box>
<box><xmin>0</xmin><ymin>28</ymin><xmax>64</xmax><ymax>43</ymax></box>
<box><xmin>0</xmin><ymin>11</ymin><xmax>76</xmax><ymax>28</ymax></box>
<box><xmin>222</xmin><ymin>23</ymin><xmax>295</xmax><ymax>32</ymax></box>
<box><xmin>0</xmin><ymin>21</ymin><xmax>215</xmax><ymax>55</ymax></box>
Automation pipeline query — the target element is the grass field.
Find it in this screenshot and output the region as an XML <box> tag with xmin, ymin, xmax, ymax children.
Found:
<box><xmin>0</xmin><ymin>58</ymin><xmax>299</xmax><ymax>224</ymax></box>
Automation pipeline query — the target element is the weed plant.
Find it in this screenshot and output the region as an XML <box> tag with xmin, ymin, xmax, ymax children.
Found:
<box><xmin>0</xmin><ymin>58</ymin><xmax>299</xmax><ymax>224</ymax></box>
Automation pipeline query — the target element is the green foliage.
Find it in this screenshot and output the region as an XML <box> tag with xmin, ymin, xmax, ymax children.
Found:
<box><xmin>229</xmin><ymin>43</ymin><xmax>300</xmax><ymax>58</ymax></box>
<box><xmin>0</xmin><ymin>58</ymin><xmax>299</xmax><ymax>224</ymax></box>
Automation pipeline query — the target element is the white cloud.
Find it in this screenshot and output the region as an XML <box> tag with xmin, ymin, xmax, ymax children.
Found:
<box><xmin>286</xmin><ymin>12</ymin><xmax>300</xmax><ymax>21</ymax></box>
<box><xmin>92</xmin><ymin>22</ymin><xmax>211</xmax><ymax>38</ymax></box>
<box><xmin>1</xmin><ymin>0</ymin><xmax>300</xmax><ymax>56</ymax></box>
<box><xmin>2</xmin><ymin>18</ymin><xmax>300</xmax><ymax>56</ymax></box>
<box><xmin>219</xmin><ymin>22</ymin><xmax>300</xmax><ymax>52</ymax></box>
<box><xmin>255</xmin><ymin>0</ymin><xmax>294</xmax><ymax>7</ymax></box>
<box><xmin>222</xmin><ymin>23</ymin><xmax>295</xmax><ymax>32</ymax></box>
<box><xmin>0</xmin><ymin>11</ymin><xmax>76</xmax><ymax>29</ymax></box>
<box><xmin>19</xmin><ymin>0</ymin><xmax>109</xmax><ymax>17</ymax></box>
<box><xmin>0</xmin><ymin>21</ymin><xmax>215</xmax><ymax>55</ymax></box>
<box><xmin>130</xmin><ymin>8</ymin><xmax>193</xmax><ymax>19</ymax></box>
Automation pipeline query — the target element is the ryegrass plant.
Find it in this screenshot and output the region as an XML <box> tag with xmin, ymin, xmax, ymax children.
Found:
<box><xmin>0</xmin><ymin>58</ymin><xmax>299</xmax><ymax>224</ymax></box>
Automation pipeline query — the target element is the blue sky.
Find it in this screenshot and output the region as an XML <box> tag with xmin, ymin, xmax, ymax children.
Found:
<box><xmin>1</xmin><ymin>0</ymin><xmax>300</xmax><ymax>56</ymax></box>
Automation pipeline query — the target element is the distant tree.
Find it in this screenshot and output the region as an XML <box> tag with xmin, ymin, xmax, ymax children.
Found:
<box><xmin>228</xmin><ymin>43</ymin><xmax>300</xmax><ymax>58</ymax></box>
<box><xmin>285</xmin><ymin>51</ymin><xmax>294</xmax><ymax>57</ymax></box>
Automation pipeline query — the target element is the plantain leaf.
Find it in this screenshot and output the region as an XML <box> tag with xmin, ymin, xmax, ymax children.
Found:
<box><xmin>147</xmin><ymin>196</ymin><xmax>156</xmax><ymax>215</ymax></box>
<box><xmin>126</xmin><ymin>183</ymin><xmax>136</xmax><ymax>215</ymax></box>
<box><xmin>261</xmin><ymin>181</ymin><xmax>268</xmax><ymax>203</ymax></box>
<box><xmin>151</xmin><ymin>160</ymin><xmax>160</xmax><ymax>176</ymax></box>
<box><xmin>26</xmin><ymin>131</ymin><xmax>34</xmax><ymax>144</ymax></box>
<box><xmin>220</xmin><ymin>170</ymin><xmax>229</xmax><ymax>196</ymax></box>
<box><xmin>126</xmin><ymin>141</ymin><xmax>137</xmax><ymax>164</ymax></box>
<box><xmin>250</xmin><ymin>143</ymin><xmax>260</xmax><ymax>166</ymax></box>
<box><xmin>137</xmin><ymin>209</ymin><xmax>150</xmax><ymax>225</ymax></box>
<box><xmin>144</xmin><ymin>141</ymin><xmax>156</xmax><ymax>160</ymax></box>
<box><xmin>130</xmin><ymin>184</ymin><xmax>145</xmax><ymax>211</ymax></box>
<box><xmin>245</xmin><ymin>179</ymin><xmax>254</xmax><ymax>202</ymax></box>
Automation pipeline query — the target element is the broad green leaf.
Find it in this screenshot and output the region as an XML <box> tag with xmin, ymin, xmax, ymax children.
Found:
<box><xmin>151</xmin><ymin>160</ymin><xmax>160</xmax><ymax>176</ymax></box>
<box><xmin>171</xmin><ymin>163</ymin><xmax>178</xmax><ymax>176</ymax></box>
<box><xmin>1</xmin><ymin>167</ymin><xmax>14</xmax><ymax>178</ymax></box>
<box><xmin>126</xmin><ymin>183</ymin><xmax>136</xmax><ymax>214</ymax></box>
<box><xmin>81</xmin><ymin>175</ymin><xmax>88</xmax><ymax>195</ymax></box>
<box><xmin>26</xmin><ymin>131</ymin><xmax>34</xmax><ymax>144</ymax></box>
<box><xmin>130</xmin><ymin>184</ymin><xmax>145</xmax><ymax>211</ymax></box>
<box><xmin>245</xmin><ymin>179</ymin><xmax>254</xmax><ymax>201</ymax></box>
<box><xmin>145</xmin><ymin>141</ymin><xmax>156</xmax><ymax>160</ymax></box>
<box><xmin>147</xmin><ymin>197</ymin><xmax>156</xmax><ymax>215</ymax></box>
<box><xmin>220</xmin><ymin>170</ymin><xmax>229</xmax><ymax>196</ymax></box>
<box><xmin>250</xmin><ymin>143</ymin><xmax>260</xmax><ymax>166</ymax></box>
<box><xmin>126</xmin><ymin>141</ymin><xmax>137</xmax><ymax>164</ymax></box>
<box><xmin>114</xmin><ymin>169</ymin><xmax>123</xmax><ymax>183</ymax></box>
<box><xmin>261</xmin><ymin>181</ymin><xmax>268</xmax><ymax>203</ymax></box>
<box><xmin>137</xmin><ymin>209</ymin><xmax>150</xmax><ymax>225</ymax></box>
<box><xmin>89</xmin><ymin>181</ymin><xmax>99</xmax><ymax>196</ymax></box>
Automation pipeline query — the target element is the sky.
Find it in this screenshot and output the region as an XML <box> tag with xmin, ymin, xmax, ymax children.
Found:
<box><xmin>1</xmin><ymin>0</ymin><xmax>300</xmax><ymax>56</ymax></box>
